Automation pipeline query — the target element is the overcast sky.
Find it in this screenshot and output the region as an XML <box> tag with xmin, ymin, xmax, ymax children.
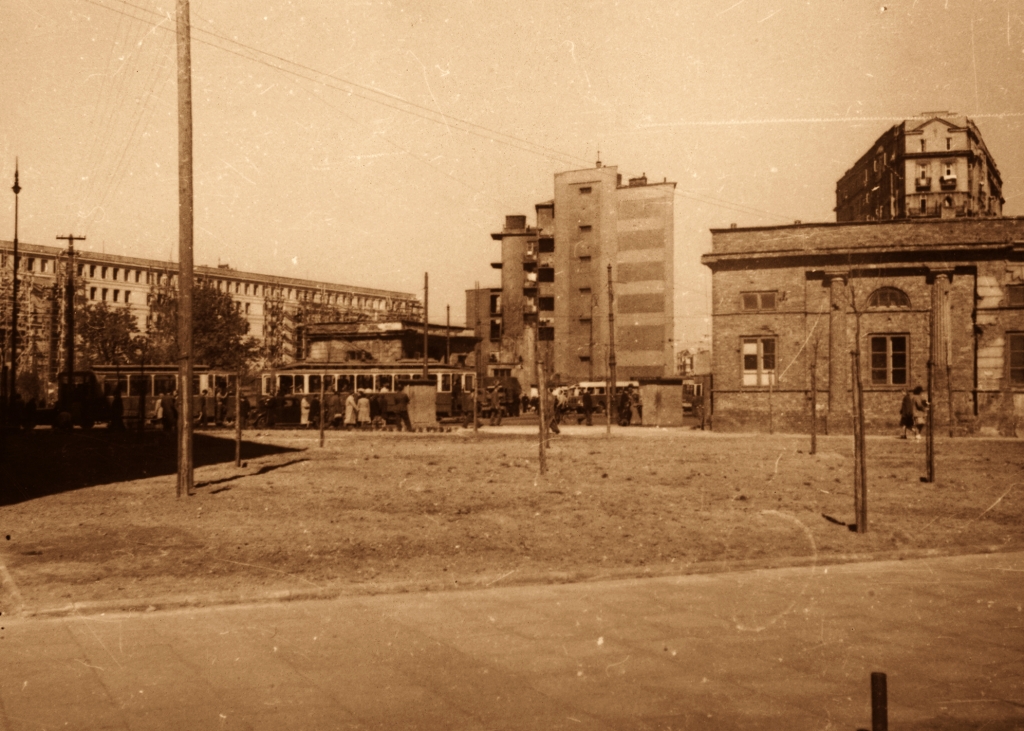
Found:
<box><xmin>2</xmin><ymin>0</ymin><xmax>1023</xmax><ymax>349</ymax></box>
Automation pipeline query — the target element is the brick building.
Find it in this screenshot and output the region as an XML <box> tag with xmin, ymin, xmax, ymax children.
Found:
<box><xmin>701</xmin><ymin>217</ymin><xmax>1024</xmax><ymax>435</ymax></box>
<box><xmin>835</xmin><ymin>114</ymin><xmax>1004</xmax><ymax>223</ymax></box>
<box><xmin>470</xmin><ymin>162</ymin><xmax>676</xmax><ymax>391</ymax></box>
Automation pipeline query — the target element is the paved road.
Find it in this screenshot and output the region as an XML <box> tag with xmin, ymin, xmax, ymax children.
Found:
<box><xmin>1</xmin><ymin>552</ymin><xmax>1021</xmax><ymax>731</ymax></box>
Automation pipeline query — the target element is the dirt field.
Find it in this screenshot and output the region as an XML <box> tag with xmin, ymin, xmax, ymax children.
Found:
<box><xmin>1</xmin><ymin>426</ymin><xmax>1021</xmax><ymax>614</ymax></box>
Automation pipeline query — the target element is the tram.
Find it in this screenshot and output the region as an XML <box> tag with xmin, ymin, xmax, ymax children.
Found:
<box><xmin>258</xmin><ymin>361</ymin><xmax>476</xmax><ymax>421</ymax></box>
<box><xmin>85</xmin><ymin>365</ymin><xmax>240</xmax><ymax>427</ymax></box>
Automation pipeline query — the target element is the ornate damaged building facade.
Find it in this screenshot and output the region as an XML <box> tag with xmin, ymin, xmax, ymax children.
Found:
<box><xmin>702</xmin><ymin>217</ymin><xmax>1024</xmax><ymax>436</ymax></box>
<box><xmin>469</xmin><ymin>163</ymin><xmax>676</xmax><ymax>390</ymax></box>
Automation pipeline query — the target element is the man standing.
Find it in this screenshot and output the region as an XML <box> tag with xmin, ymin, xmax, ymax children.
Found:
<box><xmin>489</xmin><ymin>384</ymin><xmax>503</xmax><ymax>426</ymax></box>
<box><xmin>394</xmin><ymin>384</ymin><xmax>413</xmax><ymax>431</ymax></box>
<box><xmin>581</xmin><ymin>389</ymin><xmax>594</xmax><ymax>426</ymax></box>
<box><xmin>899</xmin><ymin>389</ymin><xmax>914</xmax><ymax>438</ymax></box>
<box><xmin>911</xmin><ymin>385</ymin><xmax>929</xmax><ymax>441</ymax></box>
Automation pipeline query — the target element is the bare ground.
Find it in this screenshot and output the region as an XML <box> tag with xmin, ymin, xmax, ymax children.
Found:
<box><xmin>1</xmin><ymin>426</ymin><xmax>1021</xmax><ymax>615</ymax></box>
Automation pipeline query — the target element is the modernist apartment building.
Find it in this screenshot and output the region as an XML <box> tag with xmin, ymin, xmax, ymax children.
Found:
<box><xmin>0</xmin><ymin>239</ymin><xmax>422</xmax><ymax>381</ymax></box>
<box><xmin>835</xmin><ymin>114</ymin><xmax>1004</xmax><ymax>223</ymax></box>
<box><xmin>701</xmin><ymin>217</ymin><xmax>1024</xmax><ymax>435</ymax></box>
<box><xmin>469</xmin><ymin>163</ymin><xmax>676</xmax><ymax>389</ymax></box>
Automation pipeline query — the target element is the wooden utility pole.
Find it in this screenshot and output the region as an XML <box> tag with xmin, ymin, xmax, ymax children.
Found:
<box><xmin>422</xmin><ymin>273</ymin><xmax>429</xmax><ymax>379</ymax></box>
<box><xmin>176</xmin><ymin>0</ymin><xmax>195</xmax><ymax>498</ymax></box>
<box><xmin>56</xmin><ymin>234</ymin><xmax>85</xmax><ymax>411</ymax></box>
<box><xmin>926</xmin><ymin>360</ymin><xmax>935</xmax><ymax>483</ymax></box>
<box><xmin>318</xmin><ymin>372</ymin><xmax>326</xmax><ymax>448</ymax></box>
<box><xmin>535</xmin><ymin>317</ymin><xmax>547</xmax><ymax>474</ymax></box>
<box><xmin>445</xmin><ymin>304</ymin><xmax>450</xmax><ymax>365</ymax></box>
<box><xmin>473</xmin><ymin>282</ymin><xmax>480</xmax><ymax>435</ymax></box>
<box><xmin>809</xmin><ymin>340</ymin><xmax>818</xmax><ymax>455</ymax></box>
<box><xmin>850</xmin><ymin>306</ymin><xmax>868</xmax><ymax>533</ymax></box>
<box><xmin>7</xmin><ymin>162</ymin><xmax>21</xmax><ymax>415</ymax></box>
<box><xmin>606</xmin><ymin>264</ymin><xmax>617</xmax><ymax>430</ymax></box>
<box><xmin>234</xmin><ymin>370</ymin><xmax>242</xmax><ymax>467</ymax></box>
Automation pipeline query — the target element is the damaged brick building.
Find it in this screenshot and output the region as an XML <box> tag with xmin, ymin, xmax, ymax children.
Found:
<box><xmin>702</xmin><ymin>217</ymin><xmax>1024</xmax><ymax>435</ymax></box>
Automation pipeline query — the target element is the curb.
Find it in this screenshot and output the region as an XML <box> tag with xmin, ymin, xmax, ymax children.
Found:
<box><xmin>14</xmin><ymin>544</ymin><xmax>1019</xmax><ymax>620</ymax></box>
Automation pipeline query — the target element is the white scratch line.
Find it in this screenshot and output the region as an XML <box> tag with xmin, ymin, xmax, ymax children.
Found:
<box><xmin>759</xmin><ymin>9</ymin><xmax>781</xmax><ymax>22</ymax></box>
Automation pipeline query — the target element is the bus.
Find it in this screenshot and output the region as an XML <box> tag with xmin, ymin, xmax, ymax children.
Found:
<box><xmin>258</xmin><ymin>361</ymin><xmax>476</xmax><ymax>424</ymax></box>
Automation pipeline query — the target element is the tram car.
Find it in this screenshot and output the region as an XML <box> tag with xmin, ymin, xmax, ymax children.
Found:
<box><xmin>256</xmin><ymin>361</ymin><xmax>476</xmax><ymax>427</ymax></box>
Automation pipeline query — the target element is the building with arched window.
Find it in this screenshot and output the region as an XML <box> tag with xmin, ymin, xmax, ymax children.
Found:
<box><xmin>702</xmin><ymin>217</ymin><xmax>1024</xmax><ymax>435</ymax></box>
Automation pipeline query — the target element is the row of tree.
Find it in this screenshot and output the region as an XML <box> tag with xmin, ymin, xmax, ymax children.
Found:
<box><xmin>77</xmin><ymin>279</ymin><xmax>258</xmax><ymax>372</ymax></box>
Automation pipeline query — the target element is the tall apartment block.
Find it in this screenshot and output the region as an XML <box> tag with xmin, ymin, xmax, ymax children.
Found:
<box><xmin>469</xmin><ymin>163</ymin><xmax>675</xmax><ymax>390</ymax></box>
<box><xmin>835</xmin><ymin>113</ymin><xmax>1004</xmax><ymax>222</ymax></box>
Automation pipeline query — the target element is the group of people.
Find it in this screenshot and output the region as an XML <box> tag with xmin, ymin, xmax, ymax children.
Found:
<box><xmin>298</xmin><ymin>385</ymin><xmax>413</xmax><ymax>431</ymax></box>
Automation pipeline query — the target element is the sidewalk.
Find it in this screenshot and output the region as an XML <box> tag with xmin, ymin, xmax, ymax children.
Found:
<box><xmin>1</xmin><ymin>552</ymin><xmax>1021</xmax><ymax>730</ymax></box>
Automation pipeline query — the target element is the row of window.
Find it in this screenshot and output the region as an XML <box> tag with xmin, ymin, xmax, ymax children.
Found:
<box><xmin>739</xmin><ymin>285</ymin><xmax>1024</xmax><ymax>312</ymax></box>
<box><xmin>741</xmin><ymin>333</ymin><xmax>1024</xmax><ymax>387</ymax></box>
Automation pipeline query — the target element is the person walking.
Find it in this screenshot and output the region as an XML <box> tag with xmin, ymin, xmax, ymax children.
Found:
<box><xmin>300</xmin><ymin>394</ymin><xmax>311</xmax><ymax>428</ymax></box>
<box><xmin>356</xmin><ymin>391</ymin><xmax>371</xmax><ymax>429</ymax></box>
<box><xmin>899</xmin><ymin>389</ymin><xmax>914</xmax><ymax>438</ymax></box>
<box><xmin>488</xmin><ymin>384</ymin><xmax>504</xmax><ymax>426</ymax></box>
<box><xmin>394</xmin><ymin>385</ymin><xmax>413</xmax><ymax>431</ymax></box>
<box><xmin>911</xmin><ymin>385</ymin><xmax>929</xmax><ymax>441</ymax></box>
<box><xmin>582</xmin><ymin>389</ymin><xmax>594</xmax><ymax>426</ymax></box>
<box><xmin>344</xmin><ymin>390</ymin><xmax>358</xmax><ymax>430</ymax></box>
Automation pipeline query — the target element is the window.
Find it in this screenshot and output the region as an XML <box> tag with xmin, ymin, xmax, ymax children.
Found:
<box><xmin>920</xmin><ymin>198</ymin><xmax>927</xmax><ymax>213</ymax></box>
<box><xmin>101</xmin><ymin>266</ymin><xmax>108</xmax><ymax>279</ymax></box>
<box><xmin>579</xmin><ymin>186</ymin><xmax>592</xmax><ymax>194</ymax></box>
<box><xmin>870</xmin><ymin>335</ymin><xmax>908</xmax><ymax>386</ymax></box>
<box><xmin>578</xmin><ymin>255</ymin><xmax>591</xmax><ymax>263</ymax></box>
<box><xmin>1011</xmin><ymin>334</ymin><xmax>1024</xmax><ymax>386</ymax></box>
<box><xmin>538</xmin><ymin>326</ymin><xmax>554</xmax><ymax>341</ymax></box>
<box><xmin>741</xmin><ymin>291</ymin><xmax>777</xmax><ymax>311</ymax></box>
<box><xmin>101</xmin><ymin>288</ymin><xmax>108</xmax><ymax>302</ymax></box>
<box><xmin>489</xmin><ymin>293</ymin><xmax>501</xmax><ymax>315</ymax></box>
<box><xmin>579</xmin><ymin>287</ymin><xmax>591</xmax><ymax>296</ymax></box>
<box><xmin>920</xmin><ymin>140</ymin><xmax>926</xmax><ymax>152</ymax></box>
<box><xmin>113</xmin><ymin>290</ymin><xmax>120</xmax><ymax>303</ymax></box>
<box><xmin>490</xmin><ymin>320</ymin><xmax>501</xmax><ymax>341</ymax></box>
<box><xmin>89</xmin><ymin>265</ymin><xmax>96</xmax><ymax>277</ymax></box>
<box><xmin>946</xmin><ymin>137</ymin><xmax>951</xmax><ymax>150</ymax></box>
<box><xmin>1008</xmin><ymin>285</ymin><xmax>1024</xmax><ymax>307</ymax></box>
<box><xmin>867</xmin><ymin>287</ymin><xmax>910</xmax><ymax>309</ymax></box>
<box><xmin>742</xmin><ymin>337</ymin><xmax>776</xmax><ymax>386</ymax></box>
<box><xmin>579</xmin><ymin>225</ymin><xmax>592</xmax><ymax>233</ymax></box>
<box><xmin>124</xmin><ymin>291</ymin><xmax>131</xmax><ymax>304</ymax></box>
<box><xmin>538</xmin><ymin>267</ymin><xmax>555</xmax><ymax>283</ymax></box>
<box><xmin>90</xmin><ymin>287</ymin><xmax>97</xmax><ymax>300</ymax></box>
<box><xmin>539</xmin><ymin>297</ymin><xmax>555</xmax><ymax>311</ymax></box>
<box><xmin>26</xmin><ymin>257</ymin><xmax>34</xmax><ymax>271</ymax></box>
<box><xmin>112</xmin><ymin>268</ymin><xmax>119</xmax><ymax>281</ymax></box>
<box><xmin>77</xmin><ymin>264</ymin><xmax>84</xmax><ymax>276</ymax></box>
<box><xmin>493</xmin><ymin>368</ymin><xmax>512</xmax><ymax>378</ymax></box>
<box><xmin>538</xmin><ymin>238</ymin><xmax>554</xmax><ymax>253</ymax></box>
<box><xmin>579</xmin><ymin>355</ymin><xmax>591</xmax><ymax>362</ymax></box>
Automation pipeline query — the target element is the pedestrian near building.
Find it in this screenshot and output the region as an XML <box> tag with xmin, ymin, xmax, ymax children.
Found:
<box><xmin>394</xmin><ymin>385</ymin><xmax>413</xmax><ymax>431</ymax></box>
<box><xmin>581</xmin><ymin>389</ymin><xmax>594</xmax><ymax>426</ymax></box>
<box><xmin>488</xmin><ymin>385</ymin><xmax>503</xmax><ymax>426</ymax></box>
<box><xmin>344</xmin><ymin>391</ymin><xmax>358</xmax><ymax>430</ymax></box>
<box><xmin>357</xmin><ymin>391</ymin><xmax>371</xmax><ymax>429</ymax></box>
<box><xmin>899</xmin><ymin>389</ymin><xmax>914</xmax><ymax>438</ymax></box>
<box><xmin>300</xmin><ymin>394</ymin><xmax>311</xmax><ymax>427</ymax></box>
<box><xmin>160</xmin><ymin>391</ymin><xmax>177</xmax><ymax>432</ymax></box>
<box><xmin>911</xmin><ymin>385</ymin><xmax>929</xmax><ymax>441</ymax></box>
<box><xmin>215</xmin><ymin>387</ymin><xmax>227</xmax><ymax>425</ymax></box>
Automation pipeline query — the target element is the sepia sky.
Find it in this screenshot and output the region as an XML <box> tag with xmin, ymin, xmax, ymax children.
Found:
<box><xmin>2</xmin><ymin>0</ymin><xmax>1023</xmax><ymax>349</ymax></box>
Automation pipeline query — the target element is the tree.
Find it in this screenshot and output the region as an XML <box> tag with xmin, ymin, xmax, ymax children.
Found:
<box><xmin>77</xmin><ymin>302</ymin><xmax>139</xmax><ymax>368</ymax></box>
<box><xmin>147</xmin><ymin>278</ymin><xmax>259</xmax><ymax>370</ymax></box>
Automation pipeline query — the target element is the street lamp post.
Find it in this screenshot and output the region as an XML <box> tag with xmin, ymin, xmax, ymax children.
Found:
<box><xmin>8</xmin><ymin>161</ymin><xmax>21</xmax><ymax>417</ymax></box>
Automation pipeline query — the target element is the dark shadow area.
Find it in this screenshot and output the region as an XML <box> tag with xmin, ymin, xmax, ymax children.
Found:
<box><xmin>195</xmin><ymin>458</ymin><xmax>309</xmax><ymax>491</ymax></box>
<box><xmin>0</xmin><ymin>429</ymin><xmax>301</xmax><ymax>506</ymax></box>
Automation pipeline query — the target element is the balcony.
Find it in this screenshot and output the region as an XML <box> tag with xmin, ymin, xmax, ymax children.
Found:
<box><xmin>915</xmin><ymin>177</ymin><xmax>931</xmax><ymax>191</ymax></box>
<box><xmin>939</xmin><ymin>176</ymin><xmax>957</xmax><ymax>190</ymax></box>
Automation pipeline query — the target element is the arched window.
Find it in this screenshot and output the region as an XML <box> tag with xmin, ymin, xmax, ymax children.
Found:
<box><xmin>867</xmin><ymin>287</ymin><xmax>911</xmax><ymax>309</ymax></box>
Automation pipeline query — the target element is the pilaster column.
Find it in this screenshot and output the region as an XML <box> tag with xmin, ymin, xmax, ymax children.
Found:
<box><xmin>825</xmin><ymin>270</ymin><xmax>851</xmax><ymax>433</ymax></box>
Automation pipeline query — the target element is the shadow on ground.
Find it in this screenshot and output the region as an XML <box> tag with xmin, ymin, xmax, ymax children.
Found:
<box><xmin>0</xmin><ymin>429</ymin><xmax>300</xmax><ymax>506</ymax></box>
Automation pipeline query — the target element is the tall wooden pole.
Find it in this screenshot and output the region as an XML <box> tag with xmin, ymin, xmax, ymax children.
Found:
<box><xmin>445</xmin><ymin>304</ymin><xmax>450</xmax><ymax>365</ymax></box>
<box><xmin>422</xmin><ymin>272</ymin><xmax>429</xmax><ymax>378</ymax></box>
<box><xmin>56</xmin><ymin>235</ymin><xmax>85</xmax><ymax>411</ymax></box>
<box><xmin>607</xmin><ymin>264</ymin><xmax>617</xmax><ymax>430</ymax></box>
<box><xmin>535</xmin><ymin>318</ymin><xmax>547</xmax><ymax>474</ymax></box>
<box><xmin>810</xmin><ymin>340</ymin><xmax>818</xmax><ymax>455</ymax></box>
<box><xmin>318</xmin><ymin>372</ymin><xmax>325</xmax><ymax>448</ymax></box>
<box><xmin>234</xmin><ymin>370</ymin><xmax>242</xmax><ymax>467</ymax></box>
<box><xmin>176</xmin><ymin>0</ymin><xmax>195</xmax><ymax>497</ymax></box>
<box><xmin>8</xmin><ymin>162</ymin><xmax>20</xmax><ymax>414</ymax></box>
<box><xmin>473</xmin><ymin>282</ymin><xmax>480</xmax><ymax>435</ymax></box>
